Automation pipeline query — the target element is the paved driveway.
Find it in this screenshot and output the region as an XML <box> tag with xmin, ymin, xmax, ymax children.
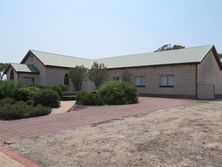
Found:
<box><xmin>0</xmin><ymin>97</ymin><xmax>195</xmax><ymax>143</ymax></box>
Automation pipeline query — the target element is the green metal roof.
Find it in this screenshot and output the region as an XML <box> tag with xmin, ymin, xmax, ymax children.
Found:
<box><xmin>11</xmin><ymin>63</ymin><xmax>39</xmax><ymax>73</ymax></box>
<box><xmin>30</xmin><ymin>45</ymin><xmax>214</xmax><ymax>69</ymax></box>
<box><xmin>96</xmin><ymin>45</ymin><xmax>214</xmax><ymax>68</ymax></box>
<box><xmin>31</xmin><ymin>50</ymin><xmax>92</xmax><ymax>68</ymax></box>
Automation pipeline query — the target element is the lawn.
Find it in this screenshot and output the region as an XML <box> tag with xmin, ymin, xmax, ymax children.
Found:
<box><xmin>7</xmin><ymin>100</ymin><xmax>222</xmax><ymax>167</ymax></box>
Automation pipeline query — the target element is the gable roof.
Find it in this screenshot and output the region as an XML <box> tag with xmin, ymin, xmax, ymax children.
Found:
<box><xmin>96</xmin><ymin>45</ymin><xmax>214</xmax><ymax>68</ymax></box>
<box><xmin>21</xmin><ymin>44</ymin><xmax>219</xmax><ymax>69</ymax></box>
<box><xmin>9</xmin><ymin>63</ymin><xmax>39</xmax><ymax>74</ymax></box>
<box><xmin>27</xmin><ymin>50</ymin><xmax>92</xmax><ymax>68</ymax></box>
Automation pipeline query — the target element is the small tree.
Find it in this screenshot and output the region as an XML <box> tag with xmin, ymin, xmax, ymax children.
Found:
<box><xmin>88</xmin><ymin>62</ymin><xmax>107</xmax><ymax>88</ymax></box>
<box><xmin>69</xmin><ymin>65</ymin><xmax>86</xmax><ymax>91</ymax></box>
<box><xmin>121</xmin><ymin>71</ymin><xmax>132</xmax><ymax>82</ymax></box>
<box><xmin>0</xmin><ymin>63</ymin><xmax>8</xmax><ymax>80</ymax></box>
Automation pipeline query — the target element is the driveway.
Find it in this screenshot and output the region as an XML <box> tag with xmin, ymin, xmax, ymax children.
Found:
<box><xmin>0</xmin><ymin>97</ymin><xmax>195</xmax><ymax>143</ymax></box>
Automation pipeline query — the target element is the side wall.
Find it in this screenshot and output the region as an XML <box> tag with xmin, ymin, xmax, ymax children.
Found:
<box><xmin>45</xmin><ymin>66</ymin><xmax>95</xmax><ymax>90</ymax></box>
<box><xmin>197</xmin><ymin>50</ymin><xmax>222</xmax><ymax>97</ymax></box>
<box><xmin>107</xmin><ymin>64</ymin><xmax>197</xmax><ymax>98</ymax></box>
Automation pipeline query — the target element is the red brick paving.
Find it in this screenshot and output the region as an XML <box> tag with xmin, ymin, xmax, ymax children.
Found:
<box><xmin>0</xmin><ymin>97</ymin><xmax>195</xmax><ymax>143</ymax></box>
<box><xmin>0</xmin><ymin>146</ymin><xmax>41</xmax><ymax>167</ymax></box>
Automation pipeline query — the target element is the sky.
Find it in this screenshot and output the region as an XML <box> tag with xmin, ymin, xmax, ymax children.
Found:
<box><xmin>0</xmin><ymin>0</ymin><xmax>222</xmax><ymax>63</ymax></box>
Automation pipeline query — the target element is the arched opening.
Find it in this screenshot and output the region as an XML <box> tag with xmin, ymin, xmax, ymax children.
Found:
<box><xmin>64</xmin><ymin>74</ymin><xmax>69</xmax><ymax>86</ymax></box>
<box><xmin>10</xmin><ymin>70</ymin><xmax>14</xmax><ymax>80</ymax></box>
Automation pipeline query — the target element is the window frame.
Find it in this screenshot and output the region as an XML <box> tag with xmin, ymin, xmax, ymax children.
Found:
<box><xmin>134</xmin><ymin>76</ymin><xmax>146</xmax><ymax>87</ymax></box>
<box><xmin>112</xmin><ymin>76</ymin><xmax>120</xmax><ymax>81</ymax></box>
<box><xmin>160</xmin><ymin>75</ymin><xmax>175</xmax><ymax>88</ymax></box>
<box><xmin>64</xmin><ymin>74</ymin><xmax>69</xmax><ymax>86</ymax></box>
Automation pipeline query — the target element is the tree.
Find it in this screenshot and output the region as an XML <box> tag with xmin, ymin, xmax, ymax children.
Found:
<box><xmin>121</xmin><ymin>71</ymin><xmax>133</xmax><ymax>82</ymax></box>
<box><xmin>0</xmin><ymin>63</ymin><xmax>8</xmax><ymax>80</ymax></box>
<box><xmin>69</xmin><ymin>65</ymin><xmax>87</xmax><ymax>91</ymax></box>
<box><xmin>155</xmin><ymin>44</ymin><xmax>185</xmax><ymax>52</ymax></box>
<box><xmin>219</xmin><ymin>53</ymin><xmax>222</xmax><ymax>59</ymax></box>
<box><xmin>88</xmin><ymin>61</ymin><xmax>107</xmax><ymax>88</ymax></box>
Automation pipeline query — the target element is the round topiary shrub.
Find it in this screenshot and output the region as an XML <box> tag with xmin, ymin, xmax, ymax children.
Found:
<box><xmin>76</xmin><ymin>90</ymin><xmax>104</xmax><ymax>106</ymax></box>
<box><xmin>33</xmin><ymin>89</ymin><xmax>60</xmax><ymax>108</ymax></box>
<box><xmin>98</xmin><ymin>81</ymin><xmax>138</xmax><ymax>105</ymax></box>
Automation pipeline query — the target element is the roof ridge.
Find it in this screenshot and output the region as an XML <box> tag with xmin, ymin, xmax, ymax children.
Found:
<box><xmin>30</xmin><ymin>49</ymin><xmax>93</xmax><ymax>61</ymax></box>
<box><xmin>95</xmin><ymin>44</ymin><xmax>213</xmax><ymax>60</ymax></box>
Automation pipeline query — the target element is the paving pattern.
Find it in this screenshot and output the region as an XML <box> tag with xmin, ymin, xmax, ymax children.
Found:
<box><xmin>0</xmin><ymin>97</ymin><xmax>195</xmax><ymax>143</ymax></box>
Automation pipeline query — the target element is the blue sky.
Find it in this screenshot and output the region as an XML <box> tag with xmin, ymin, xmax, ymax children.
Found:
<box><xmin>0</xmin><ymin>0</ymin><xmax>222</xmax><ymax>63</ymax></box>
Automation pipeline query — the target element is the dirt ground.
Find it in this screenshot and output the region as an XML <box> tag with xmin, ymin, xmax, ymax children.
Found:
<box><xmin>7</xmin><ymin>100</ymin><xmax>222</xmax><ymax>167</ymax></box>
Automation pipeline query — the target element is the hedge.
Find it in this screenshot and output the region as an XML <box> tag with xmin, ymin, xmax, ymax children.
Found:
<box><xmin>76</xmin><ymin>90</ymin><xmax>104</xmax><ymax>106</ymax></box>
<box><xmin>33</xmin><ymin>89</ymin><xmax>60</xmax><ymax>108</ymax></box>
<box><xmin>0</xmin><ymin>101</ymin><xmax>51</xmax><ymax>120</ymax></box>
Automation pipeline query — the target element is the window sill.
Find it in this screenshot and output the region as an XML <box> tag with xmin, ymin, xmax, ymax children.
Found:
<box><xmin>136</xmin><ymin>85</ymin><xmax>146</xmax><ymax>88</ymax></box>
<box><xmin>159</xmin><ymin>85</ymin><xmax>174</xmax><ymax>88</ymax></box>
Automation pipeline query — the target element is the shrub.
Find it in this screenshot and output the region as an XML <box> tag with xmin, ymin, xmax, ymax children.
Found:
<box><xmin>0</xmin><ymin>101</ymin><xmax>51</xmax><ymax>120</ymax></box>
<box><xmin>14</xmin><ymin>87</ymin><xmax>40</xmax><ymax>101</ymax></box>
<box><xmin>0</xmin><ymin>97</ymin><xmax>15</xmax><ymax>107</ymax></box>
<box><xmin>33</xmin><ymin>89</ymin><xmax>60</xmax><ymax>108</ymax></box>
<box><xmin>98</xmin><ymin>81</ymin><xmax>138</xmax><ymax>105</ymax></box>
<box><xmin>0</xmin><ymin>80</ymin><xmax>24</xmax><ymax>99</ymax></box>
<box><xmin>76</xmin><ymin>90</ymin><xmax>88</xmax><ymax>104</ymax></box>
<box><xmin>48</xmin><ymin>84</ymin><xmax>68</xmax><ymax>97</ymax></box>
<box><xmin>76</xmin><ymin>90</ymin><xmax>104</xmax><ymax>106</ymax></box>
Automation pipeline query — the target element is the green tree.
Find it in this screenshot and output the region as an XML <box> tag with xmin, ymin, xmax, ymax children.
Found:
<box><xmin>69</xmin><ymin>65</ymin><xmax>87</xmax><ymax>91</ymax></box>
<box><xmin>155</xmin><ymin>44</ymin><xmax>185</xmax><ymax>52</ymax></box>
<box><xmin>121</xmin><ymin>71</ymin><xmax>133</xmax><ymax>82</ymax></box>
<box><xmin>88</xmin><ymin>62</ymin><xmax>107</xmax><ymax>88</ymax></box>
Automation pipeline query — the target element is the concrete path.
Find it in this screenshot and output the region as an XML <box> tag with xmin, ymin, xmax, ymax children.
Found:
<box><xmin>51</xmin><ymin>100</ymin><xmax>75</xmax><ymax>114</ymax></box>
<box><xmin>0</xmin><ymin>97</ymin><xmax>195</xmax><ymax>143</ymax></box>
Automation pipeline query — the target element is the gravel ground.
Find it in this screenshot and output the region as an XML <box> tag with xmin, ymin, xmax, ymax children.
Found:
<box><xmin>8</xmin><ymin>100</ymin><xmax>222</xmax><ymax>167</ymax></box>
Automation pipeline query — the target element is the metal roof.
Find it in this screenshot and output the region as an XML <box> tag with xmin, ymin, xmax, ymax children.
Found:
<box><xmin>11</xmin><ymin>63</ymin><xmax>39</xmax><ymax>73</ymax></box>
<box><xmin>96</xmin><ymin>45</ymin><xmax>213</xmax><ymax>68</ymax></box>
<box><xmin>29</xmin><ymin>45</ymin><xmax>214</xmax><ymax>69</ymax></box>
<box><xmin>30</xmin><ymin>50</ymin><xmax>92</xmax><ymax>68</ymax></box>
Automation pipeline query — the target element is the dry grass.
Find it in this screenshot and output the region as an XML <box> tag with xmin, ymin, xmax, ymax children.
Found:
<box><xmin>8</xmin><ymin>100</ymin><xmax>222</xmax><ymax>167</ymax></box>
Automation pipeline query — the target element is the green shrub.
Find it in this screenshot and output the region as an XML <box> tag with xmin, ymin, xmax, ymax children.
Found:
<box><xmin>48</xmin><ymin>84</ymin><xmax>68</xmax><ymax>97</ymax></box>
<box><xmin>14</xmin><ymin>87</ymin><xmax>40</xmax><ymax>101</ymax></box>
<box><xmin>76</xmin><ymin>90</ymin><xmax>88</xmax><ymax>104</ymax></box>
<box><xmin>0</xmin><ymin>97</ymin><xmax>15</xmax><ymax>107</ymax></box>
<box><xmin>98</xmin><ymin>81</ymin><xmax>138</xmax><ymax>105</ymax></box>
<box><xmin>0</xmin><ymin>80</ymin><xmax>24</xmax><ymax>99</ymax></box>
<box><xmin>76</xmin><ymin>90</ymin><xmax>104</xmax><ymax>106</ymax></box>
<box><xmin>0</xmin><ymin>101</ymin><xmax>51</xmax><ymax>120</ymax></box>
<box><xmin>33</xmin><ymin>89</ymin><xmax>60</xmax><ymax>108</ymax></box>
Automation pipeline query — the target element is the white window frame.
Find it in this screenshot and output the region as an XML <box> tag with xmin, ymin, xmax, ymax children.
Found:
<box><xmin>160</xmin><ymin>75</ymin><xmax>174</xmax><ymax>87</ymax></box>
<box><xmin>134</xmin><ymin>76</ymin><xmax>146</xmax><ymax>87</ymax></box>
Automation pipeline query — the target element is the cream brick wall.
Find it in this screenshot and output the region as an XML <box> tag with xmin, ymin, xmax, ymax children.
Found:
<box><xmin>18</xmin><ymin>73</ymin><xmax>40</xmax><ymax>85</ymax></box>
<box><xmin>23</xmin><ymin>54</ymin><xmax>47</xmax><ymax>85</ymax></box>
<box><xmin>197</xmin><ymin>50</ymin><xmax>222</xmax><ymax>96</ymax></box>
<box><xmin>107</xmin><ymin>64</ymin><xmax>197</xmax><ymax>97</ymax></box>
<box><xmin>46</xmin><ymin>67</ymin><xmax>95</xmax><ymax>91</ymax></box>
<box><xmin>6</xmin><ymin>68</ymin><xmax>18</xmax><ymax>80</ymax></box>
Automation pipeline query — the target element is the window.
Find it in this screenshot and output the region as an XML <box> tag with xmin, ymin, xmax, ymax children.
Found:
<box><xmin>134</xmin><ymin>76</ymin><xmax>145</xmax><ymax>87</ymax></box>
<box><xmin>64</xmin><ymin>74</ymin><xmax>69</xmax><ymax>86</ymax></box>
<box><xmin>160</xmin><ymin>75</ymin><xmax>174</xmax><ymax>87</ymax></box>
<box><xmin>112</xmin><ymin>76</ymin><xmax>120</xmax><ymax>81</ymax></box>
<box><xmin>10</xmin><ymin>70</ymin><xmax>14</xmax><ymax>80</ymax></box>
